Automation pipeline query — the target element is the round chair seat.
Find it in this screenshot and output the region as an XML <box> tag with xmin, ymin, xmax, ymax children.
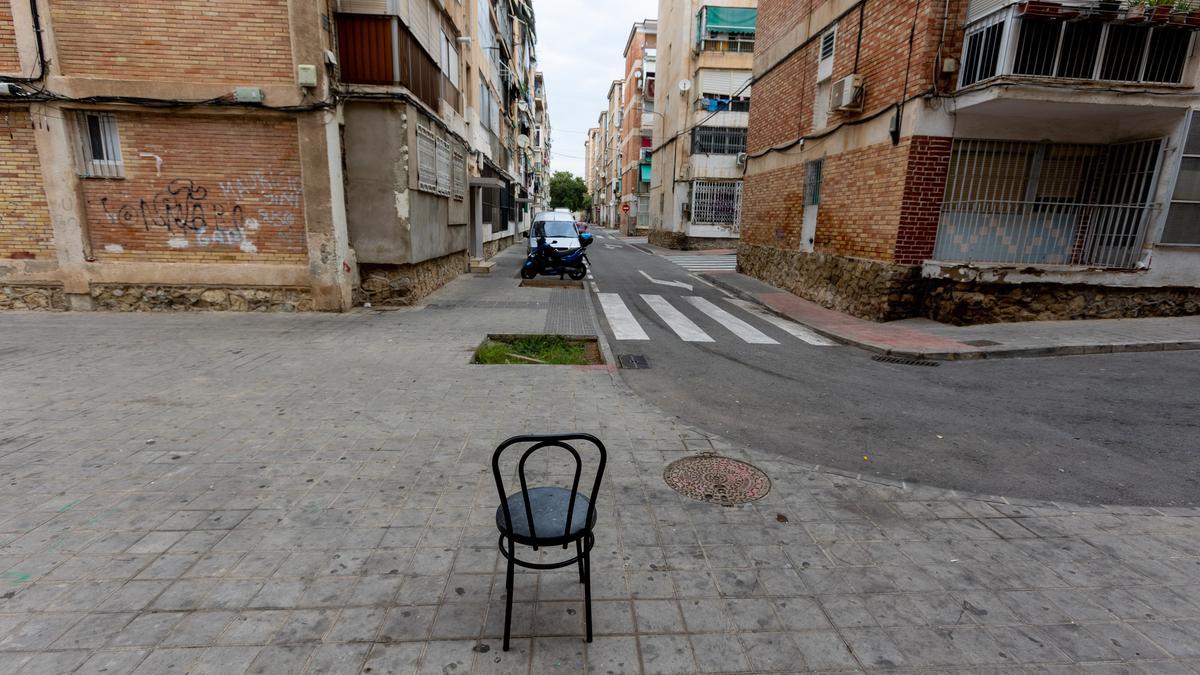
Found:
<box><xmin>496</xmin><ymin>487</ymin><xmax>593</xmax><ymax>544</ymax></box>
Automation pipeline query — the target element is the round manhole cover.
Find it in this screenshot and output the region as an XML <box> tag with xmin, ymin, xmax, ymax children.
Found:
<box><xmin>663</xmin><ymin>454</ymin><xmax>771</xmax><ymax>506</ymax></box>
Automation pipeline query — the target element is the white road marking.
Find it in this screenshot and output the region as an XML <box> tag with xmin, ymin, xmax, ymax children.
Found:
<box><xmin>590</xmin><ymin>281</ymin><xmax>599</xmax><ymax>293</ymax></box>
<box><xmin>667</xmin><ymin>255</ymin><xmax>738</xmax><ymax>272</ymax></box>
<box><xmin>641</xmin><ymin>295</ymin><xmax>713</xmax><ymax>342</ymax></box>
<box><xmin>686</xmin><ymin>297</ymin><xmax>779</xmax><ymax>344</ymax></box>
<box><xmin>598</xmin><ymin>293</ymin><xmax>648</xmax><ymax>341</ymax></box>
<box><xmin>727</xmin><ymin>299</ymin><xmax>838</xmax><ymax>346</ymax></box>
<box><xmin>639</xmin><ymin>270</ymin><xmax>693</xmax><ymax>291</ymax></box>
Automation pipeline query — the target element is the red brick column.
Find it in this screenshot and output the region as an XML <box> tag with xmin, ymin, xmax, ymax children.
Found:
<box><xmin>894</xmin><ymin>135</ymin><xmax>952</xmax><ymax>265</ymax></box>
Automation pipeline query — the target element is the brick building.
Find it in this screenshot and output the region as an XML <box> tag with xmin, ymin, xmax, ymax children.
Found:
<box><xmin>649</xmin><ymin>0</ymin><xmax>758</xmax><ymax>249</ymax></box>
<box><xmin>618</xmin><ymin>20</ymin><xmax>657</xmax><ymax>235</ymax></box>
<box><xmin>742</xmin><ymin>0</ymin><xmax>1200</xmax><ymax>323</ymax></box>
<box><xmin>0</xmin><ymin>0</ymin><xmax>547</xmax><ymax>312</ymax></box>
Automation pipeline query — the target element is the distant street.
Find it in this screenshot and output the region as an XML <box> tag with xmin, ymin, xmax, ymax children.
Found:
<box><xmin>586</xmin><ymin>228</ymin><xmax>1200</xmax><ymax>507</ymax></box>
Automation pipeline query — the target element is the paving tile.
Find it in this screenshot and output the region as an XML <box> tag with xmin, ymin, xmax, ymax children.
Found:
<box><xmin>530</xmin><ymin>636</ymin><xmax>585</xmax><ymax>674</ymax></box>
<box><xmin>75</xmin><ymin>648</ymin><xmax>151</xmax><ymax>674</ymax></box>
<box><xmin>739</xmin><ymin>631</ymin><xmax>805</xmax><ymax>672</ymax></box>
<box><xmin>639</xmin><ymin>634</ymin><xmax>696</xmax><ymax>674</ymax></box>
<box><xmin>246</xmin><ymin>644</ymin><xmax>314</xmax><ymax>674</ymax></box>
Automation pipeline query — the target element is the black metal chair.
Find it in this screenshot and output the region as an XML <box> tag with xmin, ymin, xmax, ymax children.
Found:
<box><xmin>492</xmin><ymin>433</ymin><xmax>606</xmax><ymax>651</ymax></box>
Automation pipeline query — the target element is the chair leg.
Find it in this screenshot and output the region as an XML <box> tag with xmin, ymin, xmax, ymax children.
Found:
<box><xmin>583</xmin><ymin>545</ymin><xmax>593</xmax><ymax>643</ymax></box>
<box><xmin>504</xmin><ymin>540</ymin><xmax>515</xmax><ymax>652</ymax></box>
<box><xmin>575</xmin><ymin>538</ymin><xmax>584</xmax><ymax>584</ymax></box>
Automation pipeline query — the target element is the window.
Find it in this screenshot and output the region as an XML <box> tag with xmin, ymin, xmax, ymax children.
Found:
<box><xmin>691</xmin><ymin>180</ymin><xmax>743</xmax><ymax>227</ymax></box>
<box><xmin>435</xmin><ymin>138</ymin><xmax>452</xmax><ymax>196</ymax></box>
<box><xmin>696</xmin><ymin>6</ymin><xmax>757</xmax><ymax>52</ymax></box>
<box><xmin>818</xmin><ymin>27</ymin><xmax>836</xmax><ymax>82</ymax></box>
<box><xmin>936</xmin><ymin>138</ymin><xmax>1162</xmax><ymax>268</ymax></box>
<box><xmin>960</xmin><ymin>14</ymin><xmax>1005</xmax><ymax>86</ymax></box>
<box><xmin>452</xmin><ymin>151</ymin><xmax>466</xmax><ymax>200</ymax></box>
<box><xmin>440</xmin><ymin>31</ymin><xmax>461</xmax><ymax>89</ymax></box>
<box><xmin>1164</xmin><ymin>111</ymin><xmax>1200</xmax><ymax>244</ymax></box>
<box><xmin>699</xmin><ymin>94</ymin><xmax>750</xmax><ymax>112</ymax></box>
<box><xmin>961</xmin><ymin>11</ymin><xmax>1192</xmax><ymax>87</ymax></box>
<box><xmin>804</xmin><ymin>159</ymin><xmax>823</xmax><ymax>206</ymax></box>
<box><xmin>75</xmin><ymin>112</ymin><xmax>123</xmax><ymax>178</ymax></box>
<box><xmin>416</xmin><ymin>125</ymin><xmax>439</xmax><ymax>193</ymax></box>
<box><xmin>691</xmin><ymin>126</ymin><xmax>747</xmax><ymax>155</ymax></box>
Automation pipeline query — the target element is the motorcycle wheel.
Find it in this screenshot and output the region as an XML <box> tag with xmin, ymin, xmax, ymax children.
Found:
<box><xmin>520</xmin><ymin>266</ymin><xmax>538</xmax><ymax>279</ymax></box>
<box><xmin>567</xmin><ymin>267</ymin><xmax>587</xmax><ymax>281</ymax></box>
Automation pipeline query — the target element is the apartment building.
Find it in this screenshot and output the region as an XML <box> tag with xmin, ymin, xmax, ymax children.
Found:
<box><xmin>619</xmin><ymin>20</ymin><xmax>658</xmax><ymax>235</ymax></box>
<box><xmin>0</xmin><ymin>0</ymin><xmax>545</xmax><ymax>312</ymax></box>
<box><xmin>649</xmin><ymin>1</ymin><xmax>758</xmax><ymax>249</ymax></box>
<box><xmin>742</xmin><ymin>0</ymin><xmax>1199</xmax><ymax>323</ymax></box>
<box><xmin>602</xmin><ymin>79</ymin><xmax>624</xmax><ymax>229</ymax></box>
<box><xmin>532</xmin><ymin>71</ymin><xmax>552</xmax><ymax>210</ymax></box>
<box><xmin>586</xmin><ymin>122</ymin><xmax>606</xmax><ymax>224</ymax></box>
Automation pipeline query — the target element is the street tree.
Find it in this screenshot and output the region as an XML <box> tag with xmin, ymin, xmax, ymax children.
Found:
<box><xmin>549</xmin><ymin>171</ymin><xmax>588</xmax><ymax>212</ymax></box>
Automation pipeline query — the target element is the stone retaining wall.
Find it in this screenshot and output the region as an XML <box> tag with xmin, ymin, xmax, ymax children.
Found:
<box><xmin>737</xmin><ymin>244</ymin><xmax>923</xmax><ymax>321</ymax></box>
<box><xmin>359</xmin><ymin>250</ymin><xmax>467</xmax><ymax>307</ymax></box>
<box><xmin>90</xmin><ymin>286</ymin><xmax>313</xmax><ymax>312</ymax></box>
<box><xmin>0</xmin><ymin>285</ymin><xmax>66</xmax><ymax>311</ymax></box>
<box><xmin>649</xmin><ymin>230</ymin><xmax>739</xmax><ymax>251</ymax></box>
<box><xmin>483</xmin><ymin>235</ymin><xmax>515</xmax><ymax>260</ymax></box>
<box><xmin>740</xmin><ymin>243</ymin><xmax>1200</xmax><ymax>324</ymax></box>
<box><xmin>924</xmin><ymin>281</ymin><xmax>1200</xmax><ymax>325</ymax></box>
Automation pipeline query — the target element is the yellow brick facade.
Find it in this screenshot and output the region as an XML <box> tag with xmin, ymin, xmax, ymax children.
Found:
<box><xmin>0</xmin><ymin>108</ymin><xmax>55</xmax><ymax>261</ymax></box>
<box><xmin>49</xmin><ymin>0</ymin><xmax>295</xmax><ymax>83</ymax></box>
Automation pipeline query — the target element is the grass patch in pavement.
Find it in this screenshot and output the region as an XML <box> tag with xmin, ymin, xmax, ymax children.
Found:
<box><xmin>474</xmin><ymin>334</ymin><xmax>600</xmax><ymax>365</ymax></box>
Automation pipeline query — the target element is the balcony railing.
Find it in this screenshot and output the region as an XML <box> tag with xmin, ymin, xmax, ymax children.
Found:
<box><xmin>698</xmin><ymin>36</ymin><xmax>756</xmax><ymax>53</ymax></box>
<box><xmin>960</xmin><ymin>3</ymin><xmax>1195</xmax><ymax>87</ymax></box>
<box><xmin>934</xmin><ymin>138</ymin><xmax>1163</xmax><ymax>269</ymax></box>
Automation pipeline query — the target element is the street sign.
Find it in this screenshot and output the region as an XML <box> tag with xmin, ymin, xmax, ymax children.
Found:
<box><xmin>621</xmin><ymin>203</ymin><xmax>631</xmax><ymax>214</ymax></box>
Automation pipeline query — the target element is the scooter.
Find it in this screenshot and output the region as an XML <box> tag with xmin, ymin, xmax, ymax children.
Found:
<box><xmin>521</xmin><ymin>232</ymin><xmax>592</xmax><ymax>280</ymax></box>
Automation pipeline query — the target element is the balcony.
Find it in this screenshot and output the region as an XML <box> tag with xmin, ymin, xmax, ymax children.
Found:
<box><xmin>960</xmin><ymin>2</ymin><xmax>1197</xmax><ymax>89</ymax></box>
<box><xmin>695</xmin><ymin>6</ymin><xmax>757</xmax><ymax>53</ymax></box>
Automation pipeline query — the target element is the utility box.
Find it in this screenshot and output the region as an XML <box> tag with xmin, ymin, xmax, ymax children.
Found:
<box><xmin>234</xmin><ymin>87</ymin><xmax>265</xmax><ymax>103</ymax></box>
<box><xmin>297</xmin><ymin>65</ymin><xmax>319</xmax><ymax>88</ymax></box>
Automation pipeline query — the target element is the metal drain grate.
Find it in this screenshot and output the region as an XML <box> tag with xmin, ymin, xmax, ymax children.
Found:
<box><xmin>872</xmin><ymin>355</ymin><xmax>940</xmax><ymax>367</ymax></box>
<box><xmin>618</xmin><ymin>354</ymin><xmax>650</xmax><ymax>369</ymax></box>
<box><xmin>663</xmin><ymin>453</ymin><xmax>771</xmax><ymax>506</ymax></box>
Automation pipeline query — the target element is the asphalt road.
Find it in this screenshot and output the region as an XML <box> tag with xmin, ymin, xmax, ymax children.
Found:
<box><xmin>584</xmin><ymin>228</ymin><xmax>1200</xmax><ymax>507</ymax></box>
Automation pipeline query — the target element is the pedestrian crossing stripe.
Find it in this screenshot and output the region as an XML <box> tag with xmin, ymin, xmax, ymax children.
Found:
<box><xmin>642</xmin><ymin>294</ymin><xmax>714</xmax><ymax>342</ymax></box>
<box><xmin>597</xmin><ymin>293</ymin><xmax>835</xmax><ymax>346</ymax></box>
<box><xmin>666</xmin><ymin>255</ymin><xmax>737</xmax><ymax>272</ymax></box>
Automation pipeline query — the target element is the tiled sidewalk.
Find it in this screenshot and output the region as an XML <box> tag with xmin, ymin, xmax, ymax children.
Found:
<box><xmin>1</xmin><ymin>251</ymin><xmax>1199</xmax><ymax>673</ymax></box>
<box><xmin>702</xmin><ymin>271</ymin><xmax>1200</xmax><ymax>360</ymax></box>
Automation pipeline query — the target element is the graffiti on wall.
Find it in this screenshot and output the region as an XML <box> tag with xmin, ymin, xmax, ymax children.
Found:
<box><xmin>97</xmin><ymin>172</ymin><xmax>302</xmax><ymax>252</ymax></box>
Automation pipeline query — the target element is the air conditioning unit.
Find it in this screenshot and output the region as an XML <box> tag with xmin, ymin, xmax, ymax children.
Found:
<box><xmin>736</xmin><ymin>152</ymin><xmax>748</xmax><ymax>166</ymax></box>
<box><xmin>830</xmin><ymin>74</ymin><xmax>864</xmax><ymax>112</ymax></box>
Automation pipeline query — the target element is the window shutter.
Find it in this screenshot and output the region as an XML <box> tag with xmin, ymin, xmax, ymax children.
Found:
<box><xmin>697</xmin><ymin>69</ymin><xmax>752</xmax><ymax>97</ymax></box>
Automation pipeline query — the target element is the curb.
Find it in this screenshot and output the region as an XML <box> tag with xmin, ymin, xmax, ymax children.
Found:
<box><xmin>698</xmin><ymin>272</ymin><xmax>1200</xmax><ymax>362</ymax></box>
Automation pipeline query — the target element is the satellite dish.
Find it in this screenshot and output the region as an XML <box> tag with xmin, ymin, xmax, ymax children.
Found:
<box><xmin>633</xmin><ymin>69</ymin><xmax>642</xmax><ymax>80</ymax></box>
<box><xmin>517</xmin><ymin>100</ymin><xmax>530</xmax><ymax>113</ymax></box>
<box><xmin>678</xmin><ymin>79</ymin><xmax>692</xmax><ymax>92</ymax></box>
<box><xmin>517</xmin><ymin>134</ymin><xmax>531</xmax><ymax>149</ymax></box>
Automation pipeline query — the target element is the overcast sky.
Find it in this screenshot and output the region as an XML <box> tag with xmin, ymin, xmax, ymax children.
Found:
<box><xmin>535</xmin><ymin>0</ymin><xmax>654</xmax><ymax>178</ymax></box>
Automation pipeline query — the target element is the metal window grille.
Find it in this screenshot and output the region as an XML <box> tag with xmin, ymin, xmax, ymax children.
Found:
<box><xmin>962</xmin><ymin>9</ymin><xmax>1192</xmax><ymax>87</ymax></box>
<box><xmin>699</xmin><ymin>34</ymin><xmax>756</xmax><ymax>53</ymax></box>
<box><xmin>452</xmin><ymin>151</ymin><xmax>466</xmax><ymax>201</ymax></box>
<box><xmin>692</xmin><ymin>126</ymin><xmax>747</xmax><ymax>155</ymax></box>
<box><xmin>804</xmin><ymin>159</ymin><xmax>823</xmax><ymax>206</ymax></box>
<box><xmin>691</xmin><ymin>180</ymin><xmax>743</xmax><ymax>228</ymax></box>
<box><xmin>698</xmin><ymin>94</ymin><xmax>750</xmax><ymax>112</ymax></box>
<box><xmin>1163</xmin><ymin>111</ymin><xmax>1200</xmax><ymax>244</ymax></box>
<box><xmin>960</xmin><ymin>13</ymin><xmax>1006</xmax><ymax>86</ymax></box>
<box><xmin>416</xmin><ymin>125</ymin><xmax>439</xmax><ymax>193</ymax></box>
<box><xmin>74</xmin><ymin>111</ymin><xmax>123</xmax><ymax>178</ymax></box>
<box><xmin>935</xmin><ymin>138</ymin><xmax>1163</xmax><ymax>269</ymax></box>
<box><xmin>435</xmin><ymin>138</ymin><xmax>452</xmax><ymax>196</ymax></box>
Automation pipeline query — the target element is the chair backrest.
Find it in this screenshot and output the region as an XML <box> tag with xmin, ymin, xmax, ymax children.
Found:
<box><xmin>492</xmin><ymin>433</ymin><xmax>607</xmax><ymax>541</ymax></box>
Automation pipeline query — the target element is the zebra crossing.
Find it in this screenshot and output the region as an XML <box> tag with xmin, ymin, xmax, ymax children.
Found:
<box><xmin>666</xmin><ymin>254</ymin><xmax>738</xmax><ymax>272</ymax></box>
<box><xmin>597</xmin><ymin>293</ymin><xmax>836</xmax><ymax>346</ymax></box>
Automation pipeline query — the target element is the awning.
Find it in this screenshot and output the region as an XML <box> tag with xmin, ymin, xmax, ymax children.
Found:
<box><xmin>704</xmin><ymin>7</ymin><xmax>757</xmax><ymax>33</ymax></box>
